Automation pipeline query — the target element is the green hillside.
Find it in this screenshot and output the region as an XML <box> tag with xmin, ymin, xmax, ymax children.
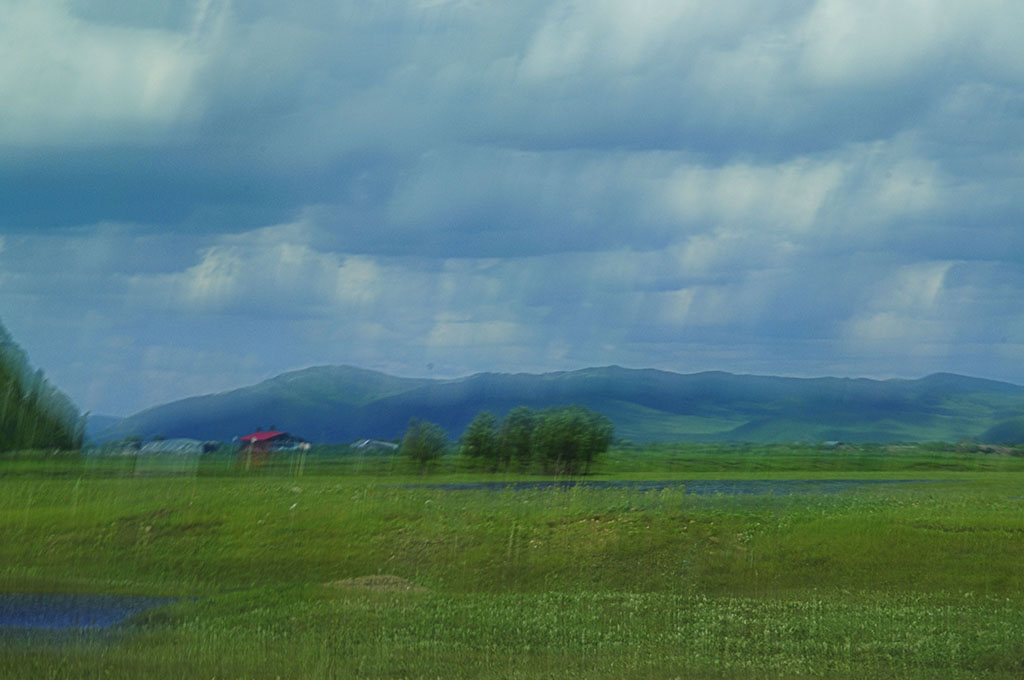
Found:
<box><xmin>98</xmin><ymin>365</ymin><xmax>1024</xmax><ymax>445</ymax></box>
<box><xmin>0</xmin><ymin>318</ymin><xmax>82</xmax><ymax>451</ymax></box>
<box><xmin>981</xmin><ymin>416</ymin><xmax>1024</xmax><ymax>444</ymax></box>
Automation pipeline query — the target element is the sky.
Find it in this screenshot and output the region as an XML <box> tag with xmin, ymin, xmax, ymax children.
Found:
<box><xmin>1</xmin><ymin>0</ymin><xmax>1023</xmax><ymax>417</ymax></box>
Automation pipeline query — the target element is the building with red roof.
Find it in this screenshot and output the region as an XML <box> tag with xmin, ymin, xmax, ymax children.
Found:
<box><xmin>237</xmin><ymin>430</ymin><xmax>309</xmax><ymax>452</ymax></box>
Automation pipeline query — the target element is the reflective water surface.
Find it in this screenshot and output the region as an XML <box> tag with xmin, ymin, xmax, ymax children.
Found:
<box><xmin>406</xmin><ymin>479</ymin><xmax>948</xmax><ymax>494</ymax></box>
<box><xmin>0</xmin><ymin>593</ymin><xmax>177</xmax><ymax>630</ymax></box>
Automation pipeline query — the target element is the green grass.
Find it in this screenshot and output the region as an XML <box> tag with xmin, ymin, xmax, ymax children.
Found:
<box><xmin>2</xmin><ymin>445</ymin><xmax>1024</xmax><ymax>678</ymax></box>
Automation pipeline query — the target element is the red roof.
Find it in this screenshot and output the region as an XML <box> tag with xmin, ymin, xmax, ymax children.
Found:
<box><xmin>239</xmin><ymin>431</ymin><xmax>287</xmax><ymax>442</ymax></box>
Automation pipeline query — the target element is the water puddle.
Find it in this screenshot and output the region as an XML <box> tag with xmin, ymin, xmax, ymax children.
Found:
<box><xmin>406</xmin><ymin>479</ymin><xmax>949</xmax><ymax>495</ymax></box>
<box><xmin>0</xmin><ymin>593</ymin><xmax>177</xmax><ymax>631</ymax></box>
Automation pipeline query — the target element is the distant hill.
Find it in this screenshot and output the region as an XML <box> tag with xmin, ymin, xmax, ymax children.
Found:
<box><xmin>95</xmin><ymin>365</ymin><xmax>1024</xmax><ymax>445</ymax></box>
<box><xmin>980</xmin><ymin>416</ymin><xmax>1024</xmax><ymax>445</ymax></box>
<box><xmin>84</xmin><ymin>414</ymin><xmax>124</xmax><ymax>443</ymax></box>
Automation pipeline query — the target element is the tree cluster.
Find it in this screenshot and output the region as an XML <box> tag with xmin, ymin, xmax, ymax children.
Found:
<box><xmin>460</xmin><ymin>405</ymin><xmax>613</xmax><ymax>474</ymax></box>
<box><xmin>0</xmin><ymin>320</ymin><xmax>83</xmax><ymax>452</ymax></box>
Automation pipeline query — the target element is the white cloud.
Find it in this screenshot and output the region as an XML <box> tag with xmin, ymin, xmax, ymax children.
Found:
<box><xmin>657</xmin><ymin>288</ymin><xmax>696</xmax><ymax>326</ymax></box>
<box><xmin>889</xmin><ymin>261</ymin><xmax>952</xmax><ymax>310</ymax></box>
<box><xmin>849</xmin><ymin>143</ymin><xmax>945</xmax><ymax>222</ymax></box>
<box><xmin>671</xmin><ymin>229</ymin><xmax>800</xmax><ymax>279</ymax></box>
<box><xmin>794</xmin><ymin>0</ymin><xmax>1024</xmax><ymax>89</ymax></box>
<box><xmin>0</xmin><ymin>0</ymin><xmax>222</xmax><ymax>145</ymax></box>
<box><xmin>517</xmin><ymin>0</ymin><xmax>776</xmax><ymax>82</ymax></box>
<box><xmin>334</xmin><ymin>257</ymin><xmax>381</xmax><ymax>305</ymax></box>
<box><xmin>662</xmin><ymin>157</ymin><xmax>845</xmax><ymax>233</ymax></box>
<box><xmin>427</xmin><ymin>316</ymin><xmax>530</xmax><ymax>348</ymax></box>
<box><xmin>841</xmin><ymin>261</ymin><xmax>957</xmax><ymax>356</ymax></box>
<box><xmin>154</xmin><ymin>227</ymin><xmax>361</xmax><ymax>313</ymax></box>
<box><xmin>796</xmin><ymin>0</ymin><xmax>951</xmax><ymax>87</ymax></box>
<box><xmin>182</xmin><ymin>246</ymin><xmax>246</xmax><ymax>307</ymax></box>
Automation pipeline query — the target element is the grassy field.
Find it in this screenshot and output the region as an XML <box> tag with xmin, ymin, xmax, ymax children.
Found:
<box><xmin>2</xmin><ymin>445</ymin><xmax>1023</xmax><ymax>678</ymax></box>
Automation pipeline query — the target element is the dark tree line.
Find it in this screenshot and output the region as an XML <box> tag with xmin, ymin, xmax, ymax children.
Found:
<box><xmin>0</xmin><ymin>320</ymin><xmax>83</xmax><ymax>452</ymax></box>
<box><xmin>459</xmin><ymin>405</ymin><xmax>613</xmax><ymax>474</ymax></box>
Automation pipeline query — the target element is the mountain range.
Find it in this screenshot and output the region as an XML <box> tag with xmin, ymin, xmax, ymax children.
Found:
<box><xmin>92</xmin><ymin>365</ymin><xmax>1024</xmax><ymax>445</ymax></box>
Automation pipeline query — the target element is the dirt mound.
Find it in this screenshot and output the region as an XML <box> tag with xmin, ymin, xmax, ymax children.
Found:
<box><xmin>325</xmin><ymin>575</ymin><xmax>428</xmax><ymax>593</ymax></box>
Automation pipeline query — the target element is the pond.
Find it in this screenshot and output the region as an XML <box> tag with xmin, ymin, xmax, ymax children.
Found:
<box><xmin>405</xmin><ymin>478</ymin><xmax>949</xmax><ymax>494</ymax></box>
<box><xmin>0</xmin><ymin>593</ymin><xmax>177</xmax><ymax>631</ymax></box>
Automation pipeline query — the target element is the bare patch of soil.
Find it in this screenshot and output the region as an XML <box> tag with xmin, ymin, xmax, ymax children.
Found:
<box><xmin>325</xmin><ymin>575</ymin><xmax>428</xmax><ymax>593</ymax></box>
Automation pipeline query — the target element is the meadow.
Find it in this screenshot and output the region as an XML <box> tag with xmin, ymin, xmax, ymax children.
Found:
<box><xmin>2</xmin><ymin>444</ymin><xmax>1023</xmax><ymax>678</ymax></box>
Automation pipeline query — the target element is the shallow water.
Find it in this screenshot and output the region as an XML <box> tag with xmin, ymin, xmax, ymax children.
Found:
<box><xmin>0</xmin><ymin>593</ymin><xmax>177</xmax><ymax>630</ymax></box>
<box><xmin>406</xmin><ymin>478</ymin><xmax>948</xmax><ymax>494</ymax></box>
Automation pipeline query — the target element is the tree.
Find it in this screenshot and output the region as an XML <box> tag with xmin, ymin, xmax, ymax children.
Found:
<box><xmin>531</xmin><ymin>406</ymin><xmax>613</xmax><ymax>475</ymax></box>
<box><xmin>400</xmin><ymin>418</ymin><xmax>448</xmax><ymax>471</ymax></box>
<box><xmin>460</xmin><ymin>411</ymin><xmax>501</xmax><ymax>469</ymax></box>
<box><xmin>500</xmin><ymin>406</ymin><xmax>536</xmax><ymax>470</ymax></box>
<box><xmin>0</xmin><ymin>320</ymin><xmax>82</xmax><ymax>452</ymax></box>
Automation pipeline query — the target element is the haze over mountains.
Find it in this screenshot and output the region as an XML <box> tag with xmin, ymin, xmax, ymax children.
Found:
<box><xmin>94</xmin><ymin>365</ymin><xmax>1024</xmax><ymax>445</ymax></box>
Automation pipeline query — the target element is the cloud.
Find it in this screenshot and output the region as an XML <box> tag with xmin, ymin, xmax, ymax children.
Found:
<box><xmin>181</xmin><ymin>247</ymin><xmax>245</xmax><ymax>308</ymax></box>
<box><xmin>843</xmin><ymin>261</ymin><xmax>954</xmax><ymax>342</ymax></box>
<box><xmin>837</xmin><ymin>259</ymin><xmax>1024</xmax><ymax>381</ymax></box>
<box><xmin>380</xmin><ymin>148</ymin><xmax>679</xmax><ymax>256</ymax></box>
<box><xmin>427</xmin><ymin>316</ymin><xmax>532</xmax><ymax>348</ymax></box>
<box><xmin>127</xmin><ymin>223</ymin><xmax>380</xmax><ymax>315</ymax></box>
<box><xmin>4</xmin><ymin>1</ymin><xmax>1024</xmax><ymax>415</ymax></box>
<box><xmin>3</xmin><ymin>0</ymin><xmax>1020</xmax><ymax>240</ymax></box>
<box><xmin>0</xmin><ymin>0</ymin><xmax>224</xmax><ymax>146</ymax></box>
<box><xmin>796</xmin><ymin>1</ymin><xmax>951</xmax><ymax>87</ymax></box>
<box><xmin>661</xmin><ymin>157</ymin><xmax>845</xmax><ymax>234</ymax></box>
